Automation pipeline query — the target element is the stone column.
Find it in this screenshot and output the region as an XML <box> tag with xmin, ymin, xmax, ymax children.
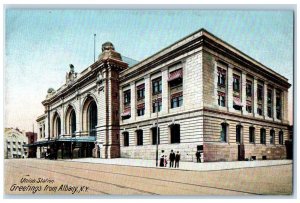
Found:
<box><xmin>227</xmin><ymin>64</ymin><xmax>234</xmax><ymax>112</ymax></box>
<box><xmin>144</xmin><ymin>75</ymin><xmax>151</xmax><ymax>118</ymax></box>
<box><xmin>263</xmin><ymin>82</ymin><xmax>268</xmax><ymax>119</ymax></box>
<box><xmin>161</xmin><ymin>67</ymin><xmax>169</xmax><ymax>114</ymax></box>
<box><xmin>241</xmin><ymin>71</ymin><xmax>247</xmax><ymax>115</ymax></box>
<box><xmin>130</xmin><ymin>82</ymin><xmax>136</xmax><ymax>121</ymax></box>
<box><xmin>253</xmin><ymin>77</ymin><xmax>258</xmax><ymax>117</ymax></box>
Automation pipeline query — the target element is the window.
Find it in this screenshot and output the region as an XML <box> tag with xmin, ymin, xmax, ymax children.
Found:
<box><xmin>236</xmin><ymin>125</ymin><xmax>242</xmax><ymax>143</ymax></box>
<box><xmin>136</xmin><ymin>130</ymin><xmax>143</xmax><ymax>146</ymax></box>
<box><xmin>233</xmin><ymin>75</ymin><xmax>240</xmax><ymax>92</ymax></box>
<box><xmin>267</xmin><ymin>88</ymin><xmax>273</xmax><ymax>118</ymax></box>
<box><xmin>171</xmin><ymin>93</ymin><xmax>183</xmax><ymax>108</ymax></box>
<box><xmin>220</xmin><ymin>123</ymin><xmax>228</xmax><ymax>142</ymax></box>
<box><xmin>152</xmin><ymin>99</ymin><xmax>162</xmax><ymax>113</ymax></box>
<box><xmin>246</xmin><ymin>81</ymin><xmax>252</xmax><ymax>97</ymax></box>
<box><xmin>137</xmin><ymin>84</ymin><xmax>145</xmax><ymax>100</ymax></box>
<box><xmin>257</xmin><ymin>85</ymin><xmax>263</xmax><ymax>101</ymax></box>
<box><xmin>152</xmin><ymin>127</ymin><xmax>160</xmax><ymax>145</ymax></box>
<box><xmin>267</xmin><ymin>106</ymin><xmax>272</xmax><ymax>118</ymax></box>
<box><xmin>249</xmin><ymin>127</ymin><xmax>255</xmax><ymax>144</ymax></box>
<box><xmin>279</xmin><ymin>131</ymin><xmax>284</xmax><ymax>145</ymax></box>
<box><xmin>218</xmin><ymin>92</ymin><xmax>226</xmax><ymax>107</ymax></box>
<box><xmin>217</xmin><ymin>67</ymin><xmax>226</xmax><ymax>87</ymax></box>
<box><xmin>270</xmin><ymin>129</ymin><xmax>275</xmax><ymax>145</ymax></box>
<box><xmin>137</xmin><ymin>108</ymin><xmax>145</xmax><ymax>116</ymax></box>
<box><xmin>260</xmin><ymin>129</ymin><xmax>266</xmax><ymax>144</ymax></box>
<box><xmin>137</xmin><ymin>103</ymin><xmax>145</xmax><ymax>116</ymax></box>
<box><xmin>123</xmin><ymin>132</ymin><xmax>129</xmax><ymax>147</ymax></box>
<box><xmin>170</xmin><ymin>124</ymin><xmax>180</xmax><ymax>143</ymax></box>
<box><xmin>276</xmin><ymin>91</ymin><xmax>282</xmax><ymax>120</ymax></box>
<box><xmin>123</xmin><ymin>90</ymin><xmax>131</xmax><ymax>105</ymax></box>
<box><xmin>246</xmin><ymin>102</ymin><xmax>252</xmax><ymax>113</ymax></box>
<box><xmin>257</xmin><ymin>104</ymin><xmax>263</xmax><ymax>116</ymax></box>
<box><xmin>152</xmin><ymin>77</ymin><xmax>162</xmax><ymax>95</ymax></box>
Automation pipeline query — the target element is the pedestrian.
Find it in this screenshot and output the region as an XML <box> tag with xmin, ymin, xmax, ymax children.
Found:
<box><xmin>169</xmin><ymin>150</ymin><xmax>175</xmax><ymax>168</ymax></box>
<box><xmin>164</xmin><ymin>155</ymin><xmax>168</xmax><ymax>167</ymax></box>
<box><xmin>159</xmin><ymin>154</ymin><xmax>164</xmax><ymax>167</ymax></box>
<box><xmin>196</xmin><ymin>150</ymin><xmax>201</xmax><ymax>163</ymax></box>
<box><xmin>175</xmin><ymin>151</ymin><xmax>181</xmax><ymax>168</ymax></box>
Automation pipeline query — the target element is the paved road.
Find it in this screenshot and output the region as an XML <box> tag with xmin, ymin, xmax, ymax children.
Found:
<box><xmin>4</xmin><ymin>159</ymin><xmax>293</xmax><ymax>196</ymax></box>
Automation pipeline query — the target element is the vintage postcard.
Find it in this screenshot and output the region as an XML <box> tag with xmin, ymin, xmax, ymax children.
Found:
<box><xmin>3</xmin><ymin>6</ymin><xmax>294</xmax><ymax>197</ymax></box>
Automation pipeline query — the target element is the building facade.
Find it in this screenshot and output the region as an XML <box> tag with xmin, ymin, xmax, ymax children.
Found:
<box><xmin>25</xmin><ymin>132</ymin><xmax>37</xmax><ymax>158</ymax></box>
<box><xmin>35</xmin><ymin>29</ymin><xmax>291</xmax><ymax>162</ymax></box>
<box><xmin>4</xmin><ymin>128</ymin><xmax>28</xmax><ymax>159</ymax></box>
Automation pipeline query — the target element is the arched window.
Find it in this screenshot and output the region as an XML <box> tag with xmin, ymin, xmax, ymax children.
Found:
<box><xmin>136</xmin><ymin>130</ymin><xmax>143</xmax><ymax>146</ymax></box>
<box><xmin>260</xmin><ymin>128</ymin><xmax>266</xmax><ymax>144</ymax></box>
<box><xmin>221</xmin><ymin>123</ymin><xmax>228</xmax><ymax>142</ymax></box>
<box><xmin>270</xmin><ymin>129</ymin><xmax>275</xmax><ymax>145</ymax></box>
<box><xmin>279</xmin><ymin>130</ymin><xmax>284</xmax><ymax>145</ymax></box>
<box><xmin>88</xmin><ymin>101</ymin><xmax>97</xmax><ymax>136</ymax></box>
<box><xmin>65</xmin><ymin>106</ymin><xmax>76</xmax><ymax>136</ymax></box>
<box><xmin>52</xmin><ymin>112</ymin><xmax>61</xmax><ymax>137</ymax></box>
<box><xmin>82</xmin><ymin>96</ymin><xmax>98</xmax><ymax>136</ymax></box>
<box><xmin>170</xmin><ymin>124</ymin><xmax>180</xmax><ymax>144</ymax></box>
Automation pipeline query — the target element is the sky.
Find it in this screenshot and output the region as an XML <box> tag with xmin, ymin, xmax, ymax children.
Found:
<box><xmin>5</xmin><ymin>9</ymin><xmax>294</xmax><ymax>131</ymax></box>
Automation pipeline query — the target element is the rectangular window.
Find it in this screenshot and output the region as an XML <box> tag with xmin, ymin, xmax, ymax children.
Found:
<box><xmin>218</xmin><ymin>92</ymin><xmax>226</xmax><ymax>107</ymax></box>
<box><xmin>217</xmin><ymin>67</ymin><xmax>226</xmax><ymax>87</ymax></box>
<box><xmin>267</xmin><ymin>106</ymin><xmax>272</xmax><ymax>118</ymax></box>
<box><xmin>270</xmin><ymin>130</ymin><xmax>275</xmax><ymax>145</ymax></box>
<box><xmin>220</xmin><ymin>123</ymin><xmax>227</xmax><ymax>142</ymax></box>
<box><xmin>136</xmin><ymin>130</ymin><xmax>143</xmax><ymax>146</ymax></box>
<box><xmin>257</xmin><ymin>104</ymin><xmax>263</xmax><ymax>116</ymax></box>
<box><xmin>170</xmin><ymin>124</ymin><xmax>180</xmax><ymax>143</ymax></box>
<box><xmin>236</xmin><ymin>125</ymin><xmax>241</xmax><ymax>143</ymax></box>
<box><xmin>246</xmin><ymin>81</ymin><xmax>252</xmax><ymax>97</ymax></box>
<box><xmin>279</xmin><ymin>131</ymin><xmax>284</xmax><ymax>145</ymax></box>
<box><xmin>257</xmin><ymin>84</ymin><xmax>263</xmax><ymax>101</ymax></box>
<box><xmin>123</xmin><ymin>90</ymin><xmax>131</xmax><ymax>106</ymax></box>
<box><xmin>152</xmin><ymin>98</ymin><xmax>162</xmax><ymax>113</ymax></box>
<box><xmin>137</xmin><ymin>103</ymin><xmax>145</xmax><ymax>116</ymax></box>
<box><xmin>276</xmin><ymin>91</ymin><xmax>282</xmax><ymax>120</ymax></box>
<box><xmin>123</xmin><ymin>132</ymin><xmax>129</xmax><ymax>147</ymax></box>
<box><xmin>233</xmin><ymin>75</ymin><xmax>240</xmax><ymax>92</ymax></box>
<box><xmin>152</xmin><ymin>128</ymin><xmax>160</xmax><ymax>145</ymax></box>
<box><xmin>170</xmin><ymin>93</ymin><xmax>183</xmax><ymax>108</ymax></box>
<box><xmin>260</xmin><ymin>129</ymin><xmax>266</xmax><ymax>144</ymax></box>
<box><xmin>137</xmin><ymin>84</ymin><xmax>145</xmax><ymax>100</ymax></box>
<box><xmin>249</xmin><ymin>127</ymin><xmax>255</xmax><ymax>144</ymax></box>
<box><xmin>246</xmin><ymin>101</ymin><xmax>252</xmax><ymax>113</ymax></box>
<box><xmin>267</xmin><ymin>89</ymin><xmax>272</xmax><ymax>105</ymax></box>
<box><xmin>152</xmin><ymin>77</ymin><xmax>162</xmax><ymax>95</ymax></box>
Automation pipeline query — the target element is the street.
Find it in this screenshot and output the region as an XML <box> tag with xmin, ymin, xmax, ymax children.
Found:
<box><xmin>4</xmin><ymin>159</ymin><xmax>293</xmax><ymax>195</ymax></box>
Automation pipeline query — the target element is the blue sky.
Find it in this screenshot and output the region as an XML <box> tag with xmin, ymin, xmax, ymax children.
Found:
<box><xmin>5</xmin><ymin>9</ymin><xmax>294</xmax><ymax>131</ymax></box>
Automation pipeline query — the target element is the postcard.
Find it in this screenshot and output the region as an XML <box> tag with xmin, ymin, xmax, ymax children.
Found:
<box><xmin>3</xmin><ymin>7</ymin><xmax>294</xmax><ymax>197</ymax></box>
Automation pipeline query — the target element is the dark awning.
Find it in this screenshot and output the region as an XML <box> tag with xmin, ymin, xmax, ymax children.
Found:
<box><xmin>57</xmin><ymin>136</ymin><xmax>96</xmax><ymax>143</ymax></box>
<box><xmin>23</xmin><ymin>140</ymin><xmax>55</xmax><ymax>147</ymax></box>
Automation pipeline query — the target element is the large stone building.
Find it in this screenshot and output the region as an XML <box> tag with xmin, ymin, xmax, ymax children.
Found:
<box><xmin>34</xmin><ymin>28</ymin><xmax>291</xmax><ymax>162</ymax></box>
<box><xmin>4</xmin><ymin>128</ymin><xmax>28</xmax><ymax>159</ymax></box>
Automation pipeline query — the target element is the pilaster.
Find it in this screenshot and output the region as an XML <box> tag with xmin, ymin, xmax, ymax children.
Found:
<box><xmin>227</xmin><ymin>64</ymin><xmax>234</xmax><ymax>112</ymax></box>
<box><xmin>144</xmin><ymin>75</ymin><xmax>151</xmax><ymax>117</ymax></box>
<box><xmin>161</xmin><ymin>67</ymin><xmax>169</xmax><ymax>114</ymax></box>
<box><xmin>241</xmin><ymin>71</ymin><xmax>247</xmax><ymax>115</ymax></box>
<box><xmin>263</xmin><ymin>82</ymin><xmax>268</xmax><ymax>119</ymax></box>
<box><xmin>253</xmin><ymin>77</ymin><xmax>258</xmax><ymax>117</ymax></box>
<box><xmin>130</xmin><ymin>81</ymin><xmax>136</xmax><ymax>121</ymax></box>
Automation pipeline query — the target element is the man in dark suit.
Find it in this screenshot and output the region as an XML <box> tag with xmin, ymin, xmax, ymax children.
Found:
<box><xmin>175</xmin><ymin>151</ymin><xmax>181</xmax><ymax>168</ymax></box>
<box><xmin>196</xmin><ymin>150</ymin><xmax>201</xmax><ymax>163</ymax></box>
<box><xmin>169</xmin><ymin>150</ymin><xmax>175</xmax><ymax>168</ymax></box>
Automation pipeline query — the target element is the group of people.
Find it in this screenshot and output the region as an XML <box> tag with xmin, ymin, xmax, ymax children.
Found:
<box><xmin>159</xmin><ymin>150</ymin><xmax>181</xmax><ymax>168</ymax></box>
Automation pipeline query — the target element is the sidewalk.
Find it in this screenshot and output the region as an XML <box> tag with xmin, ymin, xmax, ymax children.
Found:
<box><xmin>65</xmin><ymin>158</ymin><xmax>292</xmax><ymax>171</ymax></box>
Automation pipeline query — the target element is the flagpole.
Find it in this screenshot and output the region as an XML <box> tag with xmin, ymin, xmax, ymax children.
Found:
<box><xmin>94</xmin><ymin>34</ymin><xmax>96</xmax><ymax>62</ymax></box>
